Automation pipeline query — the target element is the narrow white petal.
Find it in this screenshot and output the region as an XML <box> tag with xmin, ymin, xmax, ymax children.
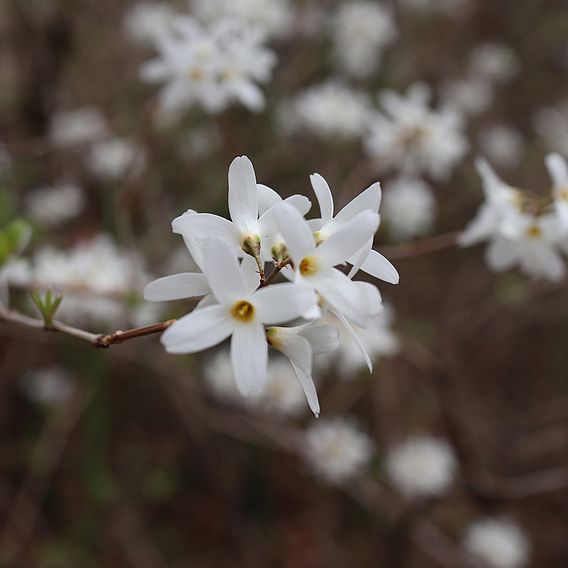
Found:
<box><xmin>172</xmin><ymin>211</ymin><xmax>239</xmax><ymax>245</ymax></box>
<box><xmin>203</xmin><ymin>239</ymin><xmax>249</xmax><ymax>304</ymax></box>
<box><xmin>273</xmin><ymin>203</ymin><xmax>316</xmax><ymax>265</ymax></box>
<box><xmin>334</xmin><ymin>182</ymin><xmax>382</xmax><ymax>223</ymax></box>
<box><xmin>299</xmin><ymin>323</ymin><xmax>340</xmax><ymax>354</ymax></box>
<box><xmin>231</xmin><ymin>323</ymin><xmax>268</xmax><ymax>396</ymax></box>
<box><xmin>353</xmin><ymin>282</ymin><xmax>383</xmax><ymax>320</ymax></box>
<box><xmin>144</xmin><ymin>273</ymin><xmax>210</xmax><ymax>301</ymax></box>
<box><xmin>310</xmin><ymin>173</ymin><xmax>334</xmax><ymax>222</ymax></box>
<box><xmin>347</xmin><ymin>240</ymin><xmax>373</xmax><ymax>278</ymax></box>
<box><xmin>317</xmin><ymin>211</ymin><xmax>380</xmax><ymax>267</ymax></box>
<box><xmin>241</xmin><ymin>254</ymin><xmax>261</xmax><ymax>295</ymax></box>
<box><xmin>253</xmin><ymin>283</ymin><xmax>318</xmax><ymax>325</ymax></box>
<box><xmin>485</xmin><ymin>238</ymin><xmax>518</xmax><ymax>271</ymax></box>
<box><xmin>228</xmin><ymin>156</ymin><xmax>258</xmax><ymax>229</ymax></box>
<box><xmin>545</xmin><ymin>153</ymin><xmax>568</xmax><ymax>189</ymax></box>
<box><xmin>161</xmin><ymin>305</ymin><xmax>232</xmax><ymax>354</ymax></box>
<box><xmin>291</xmin><ymin>362</ymin><xmax>320</xmax><ymax>417</ymax></box>
<box><xmin>333</xmin><ymin>310</ymin><xmax>373</xmax><ymax>373</ymax></box>
<box><xmin>257</xmin><ymin>183</ymin><xmax>281</xmax><ymax>215</ymax></box>
<box><xmin>284</xmin><ymin>195</ymin><xmax>312</xmax><ymax>216</ymax></box>
<box><xmin>311</xmin><ymin>266</ymin><xmax>368</xmax><ymax>327</ymax></box>
<box><xmin>359</xmin><ymin>249</ymin><xmax>400</xmax><ymax>284</ymax></box>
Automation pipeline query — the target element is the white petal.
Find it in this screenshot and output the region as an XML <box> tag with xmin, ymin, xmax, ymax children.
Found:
<box><xmin>161</xmin><ymin>305</ymin><xmax>232</xmax><ymax>354</ymax></box>
<box><xmin>203</xmin><ymin>239</ymin><xmax>249</xmax><ymax>304</ymax></box>
<box><xmin>273</xmin><ymin>203</ymin><xmax>316</xmax><ymax>265</ymax></box>
<box><xmin>231</xmin><ymin>322</ymin><xmax>268</xmax><ymax>396</ymax></box>
<box><xmin>347</xmin><ymin>240</ymin><xmax>373</xmax><ymax>278</ymax></box>
<box><xmin>333</xmin><ymin>310</ymin><xmax>373</xmax><ymax>373</ymax></box>
<box><xmin>334</xmin><ymin>182</ymin><xmax>382</xmax><ymax>223</ymax></box>
<box><xmin>253</xmin><ymin>283</ymin><xmax>318</xmax><ymax>325</ymax></box>
<box><xmin>485</xmin><ymin>238</ymin><xmax>517</xmax><ymax>271</ymax></box>
<box><xmin>299</xmin><ymin>323</ymin><xmax>340</xmax><ymax>354</ymax></box>
<box><xmin>291</xmin><ymin>362</ymin><xmax>320</xmax><ymax>417</ymax></box>
<box><xmin>310</xmin><ymin>173</ymin><xmax>334</xmax><ymax>222</ymax></box>
<box><xmin>354</xmin><ymin>282</ymin><xmax>382</xmax><ymax>320</ymax></box>
<box><xmin>241</xmin><ymin>254</ymin><xmax>261</xmax><ymax>295</ymax></box>
<box><xmin>172</xmin><ymin>211</ymin><xmax>239</xmax><ymax>245</ymax></box>
<box><xmin>317</xmin><ymin>211</ymin><xmax>380</xmax><ymax>267</ymax></box>
<box><xmin>285</xmin><ymin>195</ymin><xmax>312</xmax><ymax>216</ymax></box>
<box><xmin>545</xmin><ymin>153</ymin><xmax>568</xmax><ymax>189</ymax></box>
<box><xmin>257</xmin><ymin>184</ymin><xmax>281</xmax><ymax>215</ymax></box>
<box><xmin>228</xmin><ymin>156</ymin><xmax>258</xmax><ymax>230</ymax></box>
<box><xmin>311</xmin><ymin>266</ymin><xmax>370</xmax><ymax>327</ymax></box>
<box><xmin>144</xmin><ymin>273</ymin><xmax>210</xmax><ymax>301</ymax></box>
<box><xmin>359</xmin><ymin>249</ymin><xmax>400</xmax><ymax>284</ymax></box>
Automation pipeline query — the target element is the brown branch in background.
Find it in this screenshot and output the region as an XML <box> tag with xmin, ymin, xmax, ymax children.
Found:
<box><xmin>0</xmin><ymin>304</ymin><xmax>175</xmax><ymax>348</ymax></box>
<box><xmin>380</xmin><ymin>231</ymin><xmax>460</xmax><ymax>260</ymax></box>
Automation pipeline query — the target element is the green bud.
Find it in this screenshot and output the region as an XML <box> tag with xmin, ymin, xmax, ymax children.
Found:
<box><xmin>31</xmin><ymin>288</ymin><xmax>64</xmax><ymax>327</ymax></box>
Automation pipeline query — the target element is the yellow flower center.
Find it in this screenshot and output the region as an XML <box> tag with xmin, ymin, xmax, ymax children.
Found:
<box><xmin>188</xmin><ymin>67</ymin><xmax>205</xmax><ymax>81</ymax></box>
<box><xmin>526</xmin><ymin>224</ymin><xmax>542</xmax><ymax>239</ymax></box>
<box><xmin>299</xmin><ymin>256</ymin><xmax>319</xmax><ymax>277</ymax></box>
<box><xmin>558</xmin><ymin>187</ymin><xmax>568</xmax><ymax>201</ymax></box>
<box><xmin>231</xmin><ymin>300</ymin><xmax>255</xmax><ymax>323</ymax></box>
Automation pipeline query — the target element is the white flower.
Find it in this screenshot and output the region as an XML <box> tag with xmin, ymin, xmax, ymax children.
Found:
<box><xmin>87</xmin><ymin>138</ymin><xmax>146</xmax><ymax>180</ymax></box>
<box><xmin>302</xmin><ymin>418</ymin><xmax>374</xmax><ymax>484</ymax></box>
<box><xmin>365</xmin><ymin>83</ymin><xmax>469</xmax><ymax>180</ymax></box>
<box><xmin>463</xmin><ymin>518</ymin><xmax>530</xmax><ymax>568</ymax></box>
<box><xmin>441</xmin><ymin>77</ymin><xmax>493</xmax><ymax>116</ymax></box>
<box><xmin>26</xmin><ymin>183</ymin><xmax>85</xmax><ymax>227</ymax></box>
<box><xmin>385</xmin><ymin>436</ymin><xmax>457</xmax><ymax>498</ymax></box>
<box><xmin>267</xmin><ymin>322</ymin><xmax>340</xmax><ymax>416</ymax></box>
<box><xmin>479</xmin><ymin>125</ymin><xmax>524</xmax><ymax>168</ymax></box>
<box><xmin>290</xmin><ymin>82</ymin><xmax>373</xmax><ymax>141</ymax></box>
<box><xmin>191</xmin><ymin>0</ymin><xmax>294</xmax><ymax>40</ymax></box>
<box><xmin>124</xmin><ymin>2</ymin><xmax>177</xmax><ymax>46</ymax></box>
<box><xmin>331</xmin><ymin>309</ymin><xmax>399</xmax><ymax>378</ymax></box>
<box><xmin>534</xmin><ymin>101</ymin><xmax>568</xmax><ymax>155</ymax></box>
<box><xmin>307</xmin><ymin>173</ymin><xmax>399</xmax><ymax>283</ymax></box>
<box><xmin>382</xmin><ymin>177</ymin><xmax>436</xmax><ymax>241</ymax></box>
<box><xmin>546</xmin><ymin>153</ymin><xmax>568</xmax><ymax>232</ymax></box>
<box><xmin>331</xmin><ymin>2</ymin><xmax>397</xmax><ymax>78</ymax></box>
<box><xmin>141</xmin><ymin>17</ymin><xmax>276</xmax><ymax>114</ymax></box>
<box><xmin>159</xmin><ymin>238</ymin><xmax>318</xmax><ymax>396</ymax></box>
<box><xmin>21</xmin><ymin>366</ymin><xmax>74</xmax><ymax>405</ymax></box>
<box><xmin>273</xmin><ymin>203</ymin><xmax>381</xmax><ymax>327</ymax></box>
<box><xmin>49</xmin><ymin>107</ymin><xmax>107</xmax><ymax>147</ymax></box>
<box><xmin>469</xmin><ymin>43</ymin><xmax>519</xmax><ymax>84</ymax></box>
<box><xmin>171</xmin><ymin>156</ymin><xmax>310</xmax><ymax>266</ymax></box>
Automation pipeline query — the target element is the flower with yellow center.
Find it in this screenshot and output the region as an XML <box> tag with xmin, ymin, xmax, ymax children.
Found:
<box><xmin>160</xmin><ymin>238</ymin><xmax>318</xmax><ymax>396</ymax></box>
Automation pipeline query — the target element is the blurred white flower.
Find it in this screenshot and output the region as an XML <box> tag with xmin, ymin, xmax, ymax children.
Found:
<box><xmin>49</xmin><ymin>107</ymin><xmax>107</xmax><ymax>147</ymax></box>
<box><xmin>469</xmin><ymin>43</ymin><xmax>519</xmax><ymax>84</ymax></box>
<box><xmin>365</xmin><ymin>83</ymin><xmax>468</xmax><ymax>180</ymax></box>
<box><xmin>382</xmin><ymin>177</ymin><xmax>436</xmax><ymax>240</ymax></box>
<box><xmin>441</xmin><ymin>77</ymin><xmax>493</xmax><ymax>116</ymax></box>
<box><xmin>385</xmin><ymin>435</ymin><xmax>457</xmax><ymax>498</ymax></box>
<box><xmin>479</xmin><ymin>125</ymin><xmax>524</xmax><ymax>168</ymax></box>
<box><xmin>331</xmin><ymin>2</ymin><xmax>397</xmax><ymax>78</ymax></box>
<box><xmin>192</xmin><ymin>0</ymin><xmax>294</xmax><ymax>40</ymax></box>
<box><xmin>463</xmin><ymin>518</ymin><xmax>530</xmax><ymax>568</ymax></box>
<box><xmin>290</xmin><ymin>82</ymin><xmax>373</xmax><ymax>141</ymax></box>
<box><xmin>203</xmin><ymin>349</ymin><xmax>241</xmax><ymax>403</ymax></box>
<box><xmin>302</xmin><ymin>418</ymin><xmax>374</xmax><ymax>484</ymax></box>
<box><xmin>24</xmin><ymin>235</ymin><xmax>149</xmax><ymax>326</ymax></box>
<box><xmin>87</xmin><ymin>138</ymin><xmax>146</xmax><ymax>181</ymax></box>
<box><xmin>124</xmin><ymin>2</ymin><xmax>177</xmax><ymax>46</ymax></box>
<box><xmin>21</xmin><ymin>366</ymin><xmax>74</xmax><ymax>405</ymax></box>
<box><xmin>179</xmin><ymin>123</ymin><xmax>222</xmax><ymax>160</ymax></box>
<box><xmin>327</xmin><ymin>309</ymin><xmax>399</xmax><ymax>379</ymax></box>
<box><xmin>26</xmin><ymin>183</ymin><xmax>85</xmax><ymax>227</ymax></box>
<box><xmin>141</xmin><ymin>17</ymin><xmax>276</xmax><ymax>114</ymax></box>
<box><xmin>534</xmin><ymin>102</ymin><xmax>568</xmax><ymax>155</ymax></box>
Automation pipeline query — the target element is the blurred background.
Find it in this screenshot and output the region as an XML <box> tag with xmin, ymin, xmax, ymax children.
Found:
<box><xmin>1</xmin><ymin>0</ymin><xmax>568</xmax><ymax>566</ymax></box>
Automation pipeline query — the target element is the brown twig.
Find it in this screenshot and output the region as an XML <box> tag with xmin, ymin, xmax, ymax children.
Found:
<box><xmin>381</xmin><ymin>231</ymin><xmax>460</xmax><ymax>260</ymax></box>
<box><xmin>0</xmin><ymin>304</ymin><xmax>175</xmax><ymax>348</ymax></box>
<box><xmin>260</xmin><ymin>258</ymin><xmax>292</xmax><ymax>287</ymax></box>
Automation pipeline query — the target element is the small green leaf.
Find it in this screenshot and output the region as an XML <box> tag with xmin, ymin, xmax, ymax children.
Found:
<box><xmin>31</xmin><ymin>288</ymin><xmax>64</xmax><ymax>326</ymax></box>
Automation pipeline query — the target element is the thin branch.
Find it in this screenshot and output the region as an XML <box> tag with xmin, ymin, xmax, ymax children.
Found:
<box><xmin>380</xmin><ymin>231</ymin><xmax>459</xmax><ymax>260</ymax></box>
<box><xmin>260</xmin><ymin>258</ymin><xmax>292</xmax><ymax>287</ymax></box>
<box><xmin>0</xmin><ymin>304</ymin><xmax>175</xmax><ymax>348</ymax></box>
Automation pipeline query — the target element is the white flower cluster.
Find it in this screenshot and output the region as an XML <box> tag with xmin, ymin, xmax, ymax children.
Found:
<box><xmin>460</xmin><ymin>154</ymin><xmax>568</xmax><ymax>281</ymax></box>
<box><xmin>331</xmin><ymin>1</ymin><xmax>397</xmax><ymax>78</ymax></box>
<box><xmin>144</xmin><ymin>156</ymin><xmax>399</xmax><ymax>416</ymax></box>
<box><xmin>463</xmin><ymin>518</ymin><xmax>530</xmax><ymax>568</ymax></box>
<box><xmin>11</xmin><ymin>235</ymin><xmax>151</xmax><ymax>326</ymax></box>
<box><xmin>385</xmin><ymin>435</ymin><xmax>457</xmax><ymax>499</ymax></box>
<box><xmin>302</xmin><ymin>418</ymin><xmax>374</xmax><ymax>484</ymax></box>
<box><xmin>140</xmin><ymin>16</ymin><xmax>276</xmax><ymax>115</ymax></box>
<box><xmin>26</xmin><ymin>183</ymin><xmax>85</xmax><ymax>227</ymax></box>
<box><xmin>365</xmin><ymin>83</ymin><xmax>469</xmax><ymax>180</ymax></box>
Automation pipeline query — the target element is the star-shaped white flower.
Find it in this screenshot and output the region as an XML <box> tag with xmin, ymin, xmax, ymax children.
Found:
<box><xmin>160</xmin><ymin>238</ymin><xmax>318</xmax><ymax>395</ymax></box>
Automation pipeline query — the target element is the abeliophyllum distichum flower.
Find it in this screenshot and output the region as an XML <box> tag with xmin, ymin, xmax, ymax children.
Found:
<box><xmin>144</xmin><ymin>156</ymin><xmax>398</xmax><ymax>416</ymax></box>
